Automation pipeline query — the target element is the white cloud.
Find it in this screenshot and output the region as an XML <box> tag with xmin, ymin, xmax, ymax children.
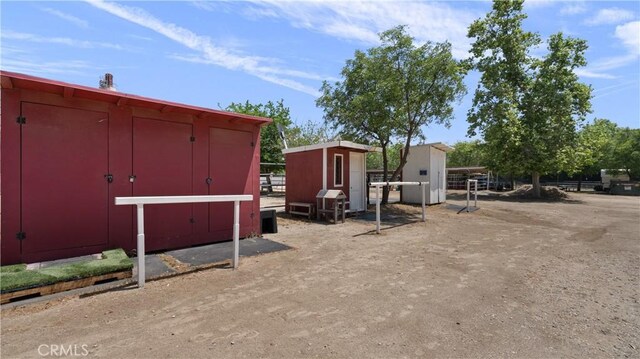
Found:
<box><xmin>524</xmin><ymin>0</ymin><xmax>556</xmax><ymax>9</ymax></box>
<box><xmin>86</xmin><ymin>0</ymin><xmax>325</xmax><ymax>96</ymax></box>
<box><xmin>243</xmin><ymin>1</ymin><xmax>479</xmax><ymax>59</ymax></box>
<box><xmin>41</xmin><ymin>7</ymin><xmax>89</xmax><ymax>28</ymax></box>
<box><xmin>585</xmin><ymin>8</ymin><xmax>635</xmax><ymax>26</ymax></box>
<box><xmin>576</xmin><ymin>21</ymin><xmax>639</xmax><ymax>79</ymax></box>
<box><xmin>1</xmin><ymin>58</ymin><xmax>97</xmax><ymax>76</ymax></box>
<box><xmin>574</xmin><ymin>68</ymin><xmax>616</xmax><ymax>79</ymax></box>
<box><xmin>560</xmin><ymin>2</ymin><xmax>587</xmax><ymax>16</ymax></box>
<box><xmin>615</xmin><ymin>21</ymin><xmax>640</xmax><ymax>55</ymax></box>
<box><xmin>1</xmin><ymin>30</ymin><xmax>125</xmax><ymax>50</ymax></box>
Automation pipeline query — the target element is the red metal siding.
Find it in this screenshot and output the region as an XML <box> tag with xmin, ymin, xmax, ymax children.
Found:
<box><xmin>0</xmin><ymin>73</ymin><xmax>267</xmax><ymax>265</ymax></box>
<box><xmin>285</xmin><ymin>150</ymin><xmax>324</xmax><ymax>207</ymax></box>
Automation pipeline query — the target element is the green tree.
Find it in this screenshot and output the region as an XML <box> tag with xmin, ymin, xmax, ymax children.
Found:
<box><xmin>607</xmin><ymin>127</ymin><xmax>640</xmax><ymax>180</ymax></box>
<box><xmin>574</xmin><ymin>119</ymin><xmax>617</xmax><ymax>173</ymax></box>
<box><xmin>367</xmin><ymin>143</ymin><xmax>402</xmax><ymax>171</ymax></box>
<box><xmin>318</xmin><ymin>26</ymin><xmax>466</xmax><ymax>204</ymax></box>
<box><xmin>467</xmin><ymin>0</ymin><xmax>592</xmax><ymax>197</ymax></box>
<box><xmin>226</xmin><ymin>100</ymin><xmax>291</xmax><ymax>164</ymax></box>
<box><xmin>287</xmin><ymin>120</ymin><xmax>333</xmax><ymax>148</ymax></box>
<box><xmin>447</xmin><ymin>140</ymin><xmax>487</xmax><ymax>168</ymax></box>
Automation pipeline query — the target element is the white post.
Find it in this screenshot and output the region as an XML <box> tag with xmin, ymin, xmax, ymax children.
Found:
<box><xmin>421</xmin><ymin>182</ymin><xmax>426</xmax><ymax>222</ymax></box>
<box><xmin>466</xmin><ymin>180</ymin><xmax>470</xmax><ymax>213</ymax></box>
<box><xmin>233</xmin><ymin>200</ymin><xmax>240</xmax><ymax>269</ymax></box>
<box><xmin>474</xmin><ymin>181</ymin><xmax>478</xmax><ymax>208</ymax></box>
<box><xmin>136</xmin><ymin>204</ymin><xmax>145</xmax><ymax>288</ymax></box>
<box><xmin>322</xmin><ymin>147</ymin><xmax>327</xmax><ymax>210</ymax></box>
<box><xmin>376</xmin><ymin>185</ymin><xmax>381</xmax><ymax>234</ymax></box>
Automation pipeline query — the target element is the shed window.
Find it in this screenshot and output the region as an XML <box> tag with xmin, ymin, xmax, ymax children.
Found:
<box><xmin>334</xmin><ymin>154</ymin><xmax>343</xmax><ymax>187</ymax></box>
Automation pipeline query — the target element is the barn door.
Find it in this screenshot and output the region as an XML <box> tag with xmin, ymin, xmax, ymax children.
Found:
<box><xmin>20</xmin><ymin>103</ymin><xmax>109</xmax><ymax>260</ymax></box>
<box><xmin>132</xmin><ymin>117</ymin><xmax>193</xmax><ymax>252</ymax></box>
<box><xmin>208</xmin><ymin>128</ymin><xmax>254</xmax><ymax>239</ymax></box>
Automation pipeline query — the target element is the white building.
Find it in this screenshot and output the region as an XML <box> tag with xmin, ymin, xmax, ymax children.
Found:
<box><xmin>401</xmin><ymin>143</ymin><xmax>453</xmax><ymax>204</ymax></box>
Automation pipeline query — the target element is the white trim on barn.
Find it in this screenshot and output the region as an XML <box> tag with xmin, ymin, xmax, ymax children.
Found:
<box><xmin>334</xmin><ymin>153</ymin><xmax>344</xmax><ymax>187</ymax></box>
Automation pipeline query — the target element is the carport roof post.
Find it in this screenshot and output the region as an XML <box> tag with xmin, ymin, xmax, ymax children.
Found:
<box><xmin>0</xmin><ymin>71</ymin><xmax>272</xmax><ymax>126</ymax></box>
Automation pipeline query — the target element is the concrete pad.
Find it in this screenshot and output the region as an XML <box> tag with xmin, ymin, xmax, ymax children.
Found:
<box><xmin>132</xmin><ymin>254</ymin><xmax>176</xmax><ymax>280</ymax></box>
<box><xmin>167</xmin><ymin>237</ymin><xmax>290</xmax><ymax>267</ymax></box>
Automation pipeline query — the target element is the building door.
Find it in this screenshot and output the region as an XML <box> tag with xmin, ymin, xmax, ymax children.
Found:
<box><xmin>132</xmin><ymin>117</ymin><xmax>193</xmax><ymax>251</ymax></box>
<box><xmin>208</xmin><ymin>128</ymin><xmax>254</xmax><ymax>239</ymax></box>
<box><xmin>20</xmin><ymin>103</ymin><xmax>109</xmax><ymax>261</ymax></box>
<box><xmin>349</xmin><ymin>152</ymin><xmax>365</xmax><ymax>212</ymax></box>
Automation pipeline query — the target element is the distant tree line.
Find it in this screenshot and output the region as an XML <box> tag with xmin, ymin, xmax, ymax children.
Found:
<box><xmin>448</xmin><ymin>120</ymin><xmax>640</xmax><ymax>181</ymax></box>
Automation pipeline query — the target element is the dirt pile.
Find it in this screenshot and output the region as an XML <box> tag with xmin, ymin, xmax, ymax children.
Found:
<box><xmin>508</xmin><ymin>185</ymin><xmax>569</xmax><ymax>200</ymax></box>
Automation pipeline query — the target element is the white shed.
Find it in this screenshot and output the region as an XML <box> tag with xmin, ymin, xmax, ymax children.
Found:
<box><xmin>401</xmin><ymin>142</ymin><xmax>453</xmax><ymax>204</ymax></box>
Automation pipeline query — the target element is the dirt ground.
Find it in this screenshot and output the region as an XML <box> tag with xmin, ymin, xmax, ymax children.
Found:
<box><xmin>2</xmin><ymin>191</ymin><xmax>639</xmax><ymax>358</ymax></box>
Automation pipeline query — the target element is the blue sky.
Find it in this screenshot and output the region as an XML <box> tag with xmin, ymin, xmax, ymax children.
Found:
<box><xmin>1</xmin><ymin>1</ymin><xmax>638</xmax><ymax>145</ymax></box>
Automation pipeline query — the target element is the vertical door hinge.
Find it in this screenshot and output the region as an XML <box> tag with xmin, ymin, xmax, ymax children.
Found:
<box><xmin>16</xmin><ymin>232</ymin><xmax>26</xmax><ymax>240</ymax></box>
<box><xmin>250</xmin><ymin>213</ymin><xmax>255</xmax><ymax>219</ymax></box>
<box><xmin>190</xmin><ymin>136</ymin><xmax>196</xmax><ymax>142</ymax></box>
<box><xmin>190</xmin><ymin>217</ymin><xmax>196</xmax><ymax>224</ymax></box>
<box><xmin>16</xmin><ymin>116</ymin><xmax>26</xmax><ymax>124</ymax></box>
<box><xmin>250</xmin><ymin>141</ymin><xmax>255</xmax><ymax>147</ymax></box>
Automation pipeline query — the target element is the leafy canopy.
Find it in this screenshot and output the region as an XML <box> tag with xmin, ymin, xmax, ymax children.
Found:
<box><xmin>447</xmin><ymin>140</ymin><xmax>488</xmax><ymax>168</ymax></box>
<box><xmin>226</xmin><ymin>100</ymin><xmax>291</xmax><ymax>164</ymax></box>
<box><xmin>467</xmin><ymin>0</ymin><xmax>592</xmax><ymax>195</ymax></box>
<box><xmin>318</xmin><ymin>25</ymin><xmax>466</xmax><ymax>203</ymax></box>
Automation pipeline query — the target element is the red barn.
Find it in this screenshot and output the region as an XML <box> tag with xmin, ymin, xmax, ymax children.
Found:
<box><xmin>283</xmin><ymin>141</ymin><xmax>380</xmax><ymax>215</ymax></box>
<box><xmin>1</xmin><ymin>71</ymin><xmax>270</xmax><ymax>265</ymax></box>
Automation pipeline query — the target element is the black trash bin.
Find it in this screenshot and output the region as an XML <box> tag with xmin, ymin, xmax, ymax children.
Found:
<box><xmin>260</xmin><ymin>209</ymin><xmax>278</xmax><ymax>234</ymax></box>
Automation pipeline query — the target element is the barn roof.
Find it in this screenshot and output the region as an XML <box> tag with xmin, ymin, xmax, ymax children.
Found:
<box><xmin>0</xmin><ymin>71</ymin><xmax>271</xmax><ymax>126</ymax></box>
<box><xmin>282</xmin><ymin>140</ymin><xmax>382</xmax><ymax>154</ymax></box>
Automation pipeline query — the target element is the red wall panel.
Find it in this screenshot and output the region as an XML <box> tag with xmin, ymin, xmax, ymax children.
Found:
<box><xmin>208</xmin><ymin>128</ymin><xmax>255</xmax><ymax>240</ymax></box>
<box><xmin>108</xmin><ymin>105</ymin><xmax>133</xmax><ymax>251</ymax></box>
<box><xmin>21</xmin><ymin>103</ymin><xmax>109</xmax><ymax>262</ymax></box>
<box><xmin>1</xmin><ymin>89</ymin><xmax>23</xmax><ymax>264</ymax></box>
<box><xmin>132</xmin><ymin>117</ymin><xmax>194</xmax><ymax>252</ymax></box>
<box><xmin>285</xmin><ymin>150</ymin><xmax>324</xmax><ymax>207</ymax></box>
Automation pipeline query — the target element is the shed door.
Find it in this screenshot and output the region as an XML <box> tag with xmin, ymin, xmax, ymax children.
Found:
<box><xmin>21</xmin><ymin>103</ymin><xmax>109</xmax><ymax>256</ymax></box>
<box><xmin>208</xmin><ymin>128</ymin><xmax>254</xmax><ymax>238</ymax></box>
<box><xmin>133</xmin><ymin>118</ymin><xmax>193</xmax><ymax>251</ymax></box>
<box><xmin>349</xmin><ymin>152</ymin><xmax>365</xmax><ymax>211</ymax></box>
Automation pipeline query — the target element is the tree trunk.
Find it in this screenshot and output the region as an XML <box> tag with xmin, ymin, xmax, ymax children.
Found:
<box><xmin>381</xmin><ymin>145</ymin><xmax>390</xmax><ymax>205</ymax></box>
<box><xmin>532</xmin><ymin>171</ymin><xmax>541</xmax><ymax>198</ymax></box>
<box><xmin>577</xmin><ymin>176</ymin><xmax>582</xmax><ymax>192</ymax></box>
